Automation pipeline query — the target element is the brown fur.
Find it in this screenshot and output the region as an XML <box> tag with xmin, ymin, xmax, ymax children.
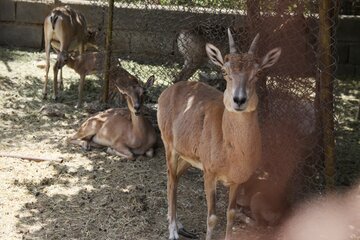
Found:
<box><xmin>157</xmin><ymin>31</ymin><xmax>281</xmax><ymax>240</ymax></box>
<box><xmin>65</xmin><ymin>52</ymin><xmax>118</xmax><ymax>106</ymax></box>
<box><xmin>236</xmin><ymin>90</ymin><xmax>316</xmax><ymax>226</ymax></box>
<box><xmin>174</xmin><ymin>29</ymin><xmax>207</xmax><ymax>82</ymax></box>
<box><xmin>68</xmin><ymin>76</ymin><xmax>157</xmax><ymax>160</ymax></box>
<box><xmin>43</xmin><ymin>5</ymin><xmax>97</xmax><ymax>106</ymax></box>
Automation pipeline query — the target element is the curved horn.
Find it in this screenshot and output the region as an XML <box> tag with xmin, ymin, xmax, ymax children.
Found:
<box><xmin>115</xmin><ymin>84</ymin><xmax>126</xmax><ymax>95</ymax></box>
<box><xmin>248</xmin><ymin>33</ymin><xmax>260</xmax><ymax>54</ymax></box>
<box><xmin>228</xmin><ymin>28</ymin><xmax>237</xmax><ymax>54</ymax></box>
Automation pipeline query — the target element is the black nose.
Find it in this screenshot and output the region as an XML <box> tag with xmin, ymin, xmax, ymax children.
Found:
<box><xmin>134</xmin><ymin>104</ymin><xmax>141</xmax><ymax>111</ymax></box>
<box><xmin>233</xmin><ymin>96</ymin><xmax>247</xmax><ymax>105</ymax></box>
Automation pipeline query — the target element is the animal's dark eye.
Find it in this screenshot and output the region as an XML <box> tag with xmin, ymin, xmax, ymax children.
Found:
<box><xmin>256</xmin><ymin>70</ymin><xmax>262</xmax><ymax>77</ymax></box>
<box><xmin>222</xmin><ymin>69</ymin><xmax>227</xmax><ymax>76</ymax></box>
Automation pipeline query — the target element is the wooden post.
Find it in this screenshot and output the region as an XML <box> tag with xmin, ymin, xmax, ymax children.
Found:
<box><xmin>102</xmin><ymin>0</ymin><xmax>114</xmax><ymax>103</ymax></box>
<box><xmin>319</xmin><ymin>0</ymin><xmax>336</xmax><ymax>189</ymax></box>
<box><xmin>0</xmin><ymin>153</ymin><xmax>63</xmax><ymax>163</ymax></box>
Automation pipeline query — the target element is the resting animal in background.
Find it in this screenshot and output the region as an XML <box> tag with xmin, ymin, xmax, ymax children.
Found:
<box><xmin>43</xmin><ymin>5</ymin><xmax>98</xmax><ymax>107</ymax></box>
<box><xmin>236</xmin><ymin>91</ymin><xmax>316</xmax><ymax>226</ymax></box>
<box><xmin>236</xmin><ymin>116</ymin><xmax>313</xmax><ymax>226</ymax></box>
<box><xmin>68</xmin><ymin>76</ymin><xmax>157</xmax><ymax>160</ymax></box>
<box><xmin>157</xmin><ymin>29</ymin><xmax>281</xmax><ymax>240</ymax></box>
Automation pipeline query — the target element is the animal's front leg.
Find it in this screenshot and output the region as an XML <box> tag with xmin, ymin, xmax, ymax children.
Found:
<box><xmin>76</xmin><ymin>74</ymin><xmax>85</xmax><ymax>108</ymax></box>
<box><xmin>107</xmin><ymin>144</ymin><xmax>134</xmax><ymax>160</ymax></box>
<box><xmin>68</xmin><ymin>139</ymin><xmax>91</xmax><ymax>151</ymax></box>
<box><xmin>165</xmin><ymin>144</ymin><xmax>181</xmax><ymax>240</ymax></box>
<box><xmin>204</xmin><ymin>173</ymin><xmax>217</xmax><ymax>240</ymax></box>
<box><xmin>58</xmin><ymin>68</ymin><xmax>64</xmax><ymax>91</ymax></box>
<box><xmin>43</xmin><ymin>37</ymin><xmax>51</xmax><ymax>100</ymax></box>
<box><xmin>225</xmin><ymin>184</ymin><xmax>241</xmax><ymax>240</ymax></box>
<box><xmin>176</xmin><ymin>159</ymin><xmax>198</xmax><ymax>239</ymax></box>
<box><xmin>52</xmin><ymin>62</ymin><xmax>60</xmax><ymax>101</ymax></box>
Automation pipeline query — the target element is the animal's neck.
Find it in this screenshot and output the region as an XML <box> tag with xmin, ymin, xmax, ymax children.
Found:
<box><xmin>222</xmin><ymin>109</ymin><xmax>259</xmax><ymax>143</ymax></box>
<box><xmin>222</xmin><ymin>93</ymin><xmax>259</xmax><ymax>137</ymax></box>
<box><xmin>130</xmin><ymin>111</ymin><xmax>147</xmax><ymax>137</ymax></box>
<box><xmin>222</xmin><ymin>92</ymin><xmax>260</xmax><ymax>143</ymax></box>
<box><xmin>66</xmin><ymin>58</ymin><xmax>76</xmax><ymax>70</ymax></box>
<box><xmin>221</xmin><ymin>107</ymin><xmax>261</xmax><ymax>181</ymax></box>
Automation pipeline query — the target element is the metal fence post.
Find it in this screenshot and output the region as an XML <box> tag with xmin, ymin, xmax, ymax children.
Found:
<box><xmin>319</xmin><ymin>0</ymin><xmax>336</xmax><ymax>189</ymax></box>
<box><xmin>102</xmin><ymin>0</ymin><xmax>114</xmax><ymax>103</ymax></box>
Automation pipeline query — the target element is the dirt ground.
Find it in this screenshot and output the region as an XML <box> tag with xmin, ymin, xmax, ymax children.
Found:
<box><xmin>0</xmin><ymin>46</ymin><xmax>359</xmax><ymax>240</ymax></box>
<box><xmin>0</xmin><ymin>46</ymin><xmax>236</xmax><ymax>240</ymax></box>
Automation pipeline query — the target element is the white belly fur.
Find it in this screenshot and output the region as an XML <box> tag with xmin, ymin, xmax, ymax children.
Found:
<box><xmin>181</xmin><ymin>155</ymin><xmax>203</xmax><ymax>170</ymax></box>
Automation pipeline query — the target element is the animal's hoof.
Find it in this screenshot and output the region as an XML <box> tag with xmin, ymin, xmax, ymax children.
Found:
<box><xmin>106</xmin><ymin>148</ymin><xmax>113</xmax><ymax>155</ymax></box>
<box><xmin>145</xmin><ymin>148</ymin><xmax>154</xmax><ymax>158</ymax></box>
<box><xmin>43</xmin><ymin>94</ymin><xmax>48</xmax><ymax>100</ymax></box>
<box><xmin>178</xmin><ymin>228</ymin><xmax>198</xmax><ymax>239</ymax></box>
<box><xmin>169</xmin><ymin>233</ymin><xmax>179</xmax><ymax>240</ymax></box>
<box><xmin>75</xmin><ymin>103</ymin><xmax>83</xmax><ymax>109</ymax></box>
<box><xmin>81</xmin><ymin>144</ymin><xmax>89</xmax><ymax>151</ymax></box>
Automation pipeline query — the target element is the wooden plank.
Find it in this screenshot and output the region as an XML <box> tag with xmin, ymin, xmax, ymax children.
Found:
<box><xmin>0</xmin><ymin>153</ymin><xmax>63</xmax><ymax>163</ymax></box>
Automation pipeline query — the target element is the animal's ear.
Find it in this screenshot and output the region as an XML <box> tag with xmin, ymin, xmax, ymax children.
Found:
<box><xmin>86</xmin><ymin>29</ymin><xmax>99</xmax><ymax>49</ymax></box>
<box><xmin>115</xmin><ymin>84</ymin><xmax>126</xmax><ymax>95</ymax></box>
<box><xmin>260</xmin><ymin>47</ymin><xmax>281</xmax><ymax>70</ymax></box>
<box><xmin>69</xmin><ymin>52</ymin><xmax>76</xmax><ymax>58</ymax></box>
<box><xmin>206</xmin><ymin>43</ymin><xmax>224</xmax><ymax>67</ymax></box>
<box><xmin>145</xmin><ymin>75</ymin><xmax>155</xmax><ymax>89</ymax></box>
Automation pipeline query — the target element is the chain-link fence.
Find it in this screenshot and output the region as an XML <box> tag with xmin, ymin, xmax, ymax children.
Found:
<box><xmin>68</xmin><ymin>0</ymin><xmax>356</xmax><ymax>199</ymax></box>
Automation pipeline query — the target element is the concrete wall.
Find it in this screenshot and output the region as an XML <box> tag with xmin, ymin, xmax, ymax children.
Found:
<box><xmin>0</xmin><ymin>0</ymin><xmax>359</xmax><ymax>76</ymax></box>
<box><xmin>336</xmin><ymin>16</ymin><xmax>360</xmax><ymax>76</ymax></box>
<box><xmin>0</xmin><ymin>0</ymin><xmax>105</xmax><ymax>49</ymax></box>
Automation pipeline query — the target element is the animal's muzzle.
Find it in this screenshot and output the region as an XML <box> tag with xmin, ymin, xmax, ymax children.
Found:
<box><xmin>233</xmin><ymin>96</ymin><xmax>247</xmax><ymax>106</ymax></box>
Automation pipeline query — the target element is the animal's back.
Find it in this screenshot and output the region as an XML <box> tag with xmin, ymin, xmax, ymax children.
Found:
<box><xmin>75</xmin><ymin>52</ymin><xmax>105</xmax><ymax>75</ymax></box>
<box><xmin>44</xmin><ymin>6</ymin><xmax>87</xmax><ymax>50</ymax></box>
<box><xmin>50</xmin><ymin>6</ymin><xmax>86</xmax><ymax>29</ymax></box>
<box><xmin>157</xmin><ymin>81</ymin><xmax>223</xmax><ymax>162</ymax></box>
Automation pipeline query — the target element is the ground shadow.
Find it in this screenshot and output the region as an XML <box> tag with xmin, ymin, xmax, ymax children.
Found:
<box><xmin>0</xmin><ymin>59</ymin><xmax>226</xmax><ymax>239</ymax></box>
<box><xmin>2</xmin><ymin>47</ymin><xmax>358</xmax><ymax>240</ymax></box>
<box><xmin>334</xmin><ymin>78</ymin><xmax>360</xmax><ymax>186</ymax></box>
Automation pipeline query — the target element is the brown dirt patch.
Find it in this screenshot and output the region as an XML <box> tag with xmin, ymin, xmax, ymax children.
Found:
<box><xmin>1</xmin><ymin>46</ymin><xmax>358</xmax><ymax>240</ymax></box>
<box><xmin>0</xmin><ymin>47</ymin><xmax>236</xmax><ymax>240</ymax></box>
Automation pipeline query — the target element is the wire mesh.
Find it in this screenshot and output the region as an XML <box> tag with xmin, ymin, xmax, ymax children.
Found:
<box><xmin>67</xmin><ymin>0</ymin><xmax>357</xmax><ymax>200</ymax></box>
<box><xmin>340</xmin><ymin>0</ymin><xmax>360</xmax><ymax>15</ymax></box>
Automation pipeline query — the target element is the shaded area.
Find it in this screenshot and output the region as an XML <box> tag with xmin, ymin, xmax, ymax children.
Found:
<box><xmin>334</xmin><ymin>78</ymin><xmax>360</xmax><ymax>186</ymax></box>
<box><xmin>0</xmin><ymin>46</ymin><xmax>228</xmax><ymax>240</ymax></box>
<box><xmin>0</xmin><ymin>46</ymin><xmax>358</xmax><ymax>240</ymax></box>
<box><xmin>0</xmin><ymin>47</ymin><xmax>16</xmax><ymax>72</ymax></box>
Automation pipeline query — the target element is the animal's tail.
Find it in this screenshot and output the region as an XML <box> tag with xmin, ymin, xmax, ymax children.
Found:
<box><xmin>50</xmin><ymin>11</ymin><xmax>59</xmax><ymax>30</ymax></box>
